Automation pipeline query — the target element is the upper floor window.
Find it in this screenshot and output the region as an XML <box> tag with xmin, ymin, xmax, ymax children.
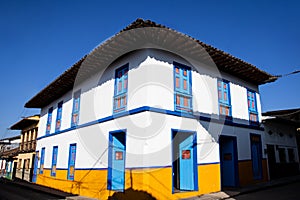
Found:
<box><xmin>247</xmin><ymin>90</ymin><xmax>258</xmax><ymax>123</ymax></box>
<box><xmin>218</xmin><ymin>80</ymin><xmax>231</xmax><ymax>118</ymax></box>
<box><xmin>46</xmin><ymin>107</ymin><xmax>53</xmax><ymax>135</ymax></box>
<box><xmin>71</xmin><ymin>90</ymin><xmax>81</xmax><ymax>127</ymax></box>
<box><xmin>55</xmin><ymin>101</ymin><xmax>63</xmax><ymax>132</ymax></box>
<box><xmin>113</xmin><ymin>64</ymin><xmax>128</xmax><ymax>113</ymax></box>
<box><xmin>174</xmin><ymin>62</ymin><xmax>192</xmax><ymax>113</ymax></box>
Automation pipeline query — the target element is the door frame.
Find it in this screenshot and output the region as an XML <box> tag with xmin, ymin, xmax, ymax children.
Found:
<box><xmin>171</xmin><ymin>129</ymin><xmax>198</xmax><ymax>193</ymax></box>
<box><xmin>107</xmin><ymin>129</ymin><xmax>127</xmax><ymax>191</ymax></box>
<box><xmin>219</xmin><ymin>135</ymin><xmax>239</xmax><ymax>188</ymax></box>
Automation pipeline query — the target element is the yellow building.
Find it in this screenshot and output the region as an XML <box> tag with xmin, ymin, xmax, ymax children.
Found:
<box><xmin>10</xmin><ymin>115</ymin><xmax>39</xmax><ymax>182</ymax></box>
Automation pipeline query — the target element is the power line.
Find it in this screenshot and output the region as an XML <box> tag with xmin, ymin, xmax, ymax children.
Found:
<box><xmin>275</xmin><ymin>69</ymin><xmax>300</xmax><ymax>78</ymax></box>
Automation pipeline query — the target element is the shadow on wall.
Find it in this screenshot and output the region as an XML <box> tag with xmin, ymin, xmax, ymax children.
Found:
<box><xmin>108</xmin><ymin>188</ymin><xmax>156</xmax><ymax>200</ymax></box>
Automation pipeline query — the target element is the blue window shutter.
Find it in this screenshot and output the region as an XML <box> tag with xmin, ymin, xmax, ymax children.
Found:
<box><xmin>40</xmin><ymin>147</ymin><xmax>45</xmax><ymax>174</ymax></box>
<box><xmin>55</xmin><ymin>101</ymin><xmax>63</xmax><ymax>132</ymax></box>
<box><xmin>67</xmin><ymin>144</ymin><xmax>77</xmax><ymax>180</ymax></box>
<box><xmin>247</xmin><ymin>90</ymin><xmax>258</xmax><ymax>122</ymax></box>
<box><xmin>71</xmin><ymin>91</ymin><xmax>81</xmax><ymax>127</ymax></box>
<box><xmin>51</xmin><ymin>146</ymin><xmax>58</xmax><ymax>177</ymax></box>
<box><xmin>174</xmin><ymin>62</ymin><xmax>192</xmax><ymax>113</ymax></box>
<box><xmin>113</xmin><ymin>64</ymin><xmax>129</xmax><ymax>113</ymax></box>
<box><xmin>46</xmin><ymin>108</ymin><xmax>53</xmax><ymax>135</ymax></box>
<box><xmin>218</xmin><ymin>80</ymin><xmax>231</xmax><ymax>117</ymax></box>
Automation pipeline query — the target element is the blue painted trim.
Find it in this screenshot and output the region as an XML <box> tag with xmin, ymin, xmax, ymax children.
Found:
<box><xmin>107</xmin><ymin>132</ymin><xmax>113</xmax><ymax>190</ymax></box>
<box><xmin>171</xmin><ymin>129</ymin><xmax>174</xmax><ymax>194</ymax></box>
<box><xmin>37</xmin><ymin>106</ymin><xmax>264</xmax><ymax>140</ymax></box>
<box><xmin>193</xmin><ymin>131</ymin><xmax>199</xmax><ymax>191</ymax></box>
<box><xmin>44</xmin><ymin>162</ymin><xmax>220</xmax><ymax>171</ymax></box>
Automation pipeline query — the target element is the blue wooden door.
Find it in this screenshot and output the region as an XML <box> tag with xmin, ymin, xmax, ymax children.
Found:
<box><xmin>108</xmin><ymin>132</ymin><xmax>126</xmax><ymax>191</ymax></box>
<box><xmin>220</xmin><ymin>136</ymin><xmax>238</xmax><ymax>187</ymax></box>
<box><xmin>251</xmin><ymin>134</ymin><xmax>262</xmax><ymax>180</ymax></box>
<box><xmin>179</xmin><ymin>134</ymin><xmax>194</xmax><ymax>190</ymax></box>
<box><xmin>32</xmin><ymin>151</ymin><xmax>39</xmax><ymax>182</ymax></box>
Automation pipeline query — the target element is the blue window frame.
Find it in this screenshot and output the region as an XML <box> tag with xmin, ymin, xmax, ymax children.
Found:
<box><xmin>39</xmin><ymin>147</ymin><xmax>45</xmax><ymax>174</ymax></box>
<box><xmin>174</xmin><ymin>62</ymin><xmax>192</xmax><ymax>113</ymax></box>
<box><xmin>247</xmin><ymin>90</ymin><xmax>258</xmax><ymax>123</ymax></box>
<box><xmin>71</xmin><ymin>90</ymin><xmax>81</xmax><ymax>127</ymax></box>
<box><xmin>67</xmin><ymin>143</ymin><xmax>77</xmax><ymax>181</ymax></box>
<box><xmin>218</xmin><ymin>79</ymin><xmax>232</xmax><ymax>118</ymax></box>
<box><xmin>55</xmin><ymin>101</ymin><xmax>63</xmax><ymax>132</ymax></box>
<box><xmin>46</xmin><ymin>107</ymin><xmax>53</xmax><ymax>135</ymax></box>
<box><xmin>113</xmin><ymin>64</ymin><xmax>128</xmax><ymax>113</ymax></box>
<box><xmin>51</xmin><ymin>146</ymin><xmax>58</xmax><ymax>177</ymax></box>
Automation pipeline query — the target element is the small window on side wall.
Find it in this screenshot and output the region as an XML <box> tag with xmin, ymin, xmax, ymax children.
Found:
<box><xmin>247</xmin><ymin>89</ymin><xmax>258</xmax><ymax>124</ymax></box>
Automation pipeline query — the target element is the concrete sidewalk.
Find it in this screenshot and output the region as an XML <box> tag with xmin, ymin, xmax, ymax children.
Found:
<box><xmin>182</xmin><ymin>175</ymin><xmax>300</xmax><ymax>200</ymax></box>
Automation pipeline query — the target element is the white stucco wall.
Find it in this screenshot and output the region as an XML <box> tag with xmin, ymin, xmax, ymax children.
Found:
<box><xmin>38</xmin><ymin>49</ymin><xmax>262</xmax><ymax>137</ymax></box>
<box><xmin>36</xmin><ymin>48</ymin><xmax>265</xmax><ymax>171</ymax></box>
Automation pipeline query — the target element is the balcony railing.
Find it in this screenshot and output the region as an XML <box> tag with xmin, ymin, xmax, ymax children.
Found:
<box><xmin>19</xmin><ymin>141</ymin><xmax>36</xmax><ymax>152</ymax></box>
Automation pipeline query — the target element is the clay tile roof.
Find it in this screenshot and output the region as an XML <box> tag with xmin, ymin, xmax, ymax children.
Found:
<box><xmin>25</xmin><ymin>18</ymin><xmax>277</xmax><ymax>108</ymax></box>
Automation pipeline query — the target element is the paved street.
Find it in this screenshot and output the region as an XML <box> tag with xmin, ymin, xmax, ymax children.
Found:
<box><xmin>230</xmin><ymin>181</ymin><xmax>300</xmax><ymax>200</ymax></box>
<box><xmin>0</xmin><ymin>179</ymin><xmax>61</xmax><ymax>200</ymax></box>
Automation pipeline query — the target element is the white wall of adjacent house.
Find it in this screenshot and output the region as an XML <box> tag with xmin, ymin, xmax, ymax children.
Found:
<box><xmin>263</xmin><ymin>121</ymin><xmax>299</xmax><ymax>163</ymax></box>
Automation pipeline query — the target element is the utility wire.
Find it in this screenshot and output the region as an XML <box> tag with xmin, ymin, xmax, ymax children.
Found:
<box><xmin>274</xmin><ymin>69</ymin><xmax>300</xmax><ymax>78</ymax></box>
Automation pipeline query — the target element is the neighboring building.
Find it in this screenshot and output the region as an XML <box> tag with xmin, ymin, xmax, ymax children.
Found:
<box><xmin>10</xmin><ymin>115</ymin><xmax>40</xmax><ymax>182</ymax></box>
<box><xmin>24</xmin><ymin>19</ymin><xmax>277</xmax><ymax>199</ymax></box>
<box><xmin>0</xmin><ymin>135</ymin><xmax>21</xmax><ymax>180</ymax></box>
<box><xmin>262</xmin><ymin>108</ymin><xmax>300</xmax><ymax>179</ymax></box>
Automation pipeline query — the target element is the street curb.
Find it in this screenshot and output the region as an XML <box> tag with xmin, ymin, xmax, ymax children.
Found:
<box><xmin>182</xmin><ymin>175</ymin><xmax>300</xmax><ymax>200</ymax></box>
<box><xmin>0</xmin><ymin>177</ymin><xmax>75</xmax><ymax>199</ymax></box>
<box><xmin>224</xmin><ymin>177</ymin><xmax>300</xmax><ymax>199</ymax></box>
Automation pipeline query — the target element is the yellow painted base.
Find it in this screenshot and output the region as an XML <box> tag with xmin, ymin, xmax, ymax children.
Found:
<box><xmin>36</xmin><ymin>163</ymin><xmax>220</xmax><ymax>200</ymax></box>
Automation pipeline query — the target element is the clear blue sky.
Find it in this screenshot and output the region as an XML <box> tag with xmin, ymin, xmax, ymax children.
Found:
<box><xmin>0</xmin><ymin>0</ymin><xmax>299</xmax><ymax>139</ymax></box>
